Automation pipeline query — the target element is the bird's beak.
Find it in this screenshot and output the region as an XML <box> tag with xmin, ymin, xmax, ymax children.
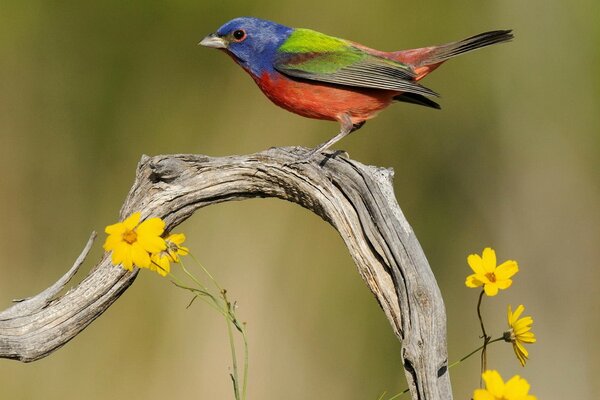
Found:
<box><xmin>199</xmin><ymin>34</ymin><xmax>227</xmax><ymax>49</ymax></box>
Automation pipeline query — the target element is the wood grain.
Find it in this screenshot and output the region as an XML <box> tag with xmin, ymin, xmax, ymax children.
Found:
<box><xmin>0</xmin><ymin>147</ymin><xmax>452</xmax><ymax>399</ymax></box>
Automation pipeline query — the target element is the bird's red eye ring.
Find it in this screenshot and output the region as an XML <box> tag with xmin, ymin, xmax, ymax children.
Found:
<box><xmin>232</xmin><ymin>29</ymin><xmax>246</xmax><ymax>42</ymax></box>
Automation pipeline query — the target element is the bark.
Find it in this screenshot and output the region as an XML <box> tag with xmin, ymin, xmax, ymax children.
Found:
<box><xmin>0</xmin><ymin>147</ymin><xmax>452</xmax><ymax>399</ymax></box>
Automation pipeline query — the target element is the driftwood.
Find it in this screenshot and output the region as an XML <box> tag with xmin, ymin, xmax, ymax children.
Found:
<box><xmin>0</xmin><ymin>147</ymin><xmax>452</xmax><ymax>400</ymax></box>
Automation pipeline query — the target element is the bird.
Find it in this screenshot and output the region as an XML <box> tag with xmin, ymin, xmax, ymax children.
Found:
<box><xmin>200</xmin><ymin>17</ymin><xmax>512</xmax><ymax>159</ymax></box>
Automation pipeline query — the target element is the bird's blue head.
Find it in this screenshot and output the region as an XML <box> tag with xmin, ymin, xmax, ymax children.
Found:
<box><xmin>200</xmin><ymin>17</ymin><xmax>293</xmax><ymax>77</ymax></box>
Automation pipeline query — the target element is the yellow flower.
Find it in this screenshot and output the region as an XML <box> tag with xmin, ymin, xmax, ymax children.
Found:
<box><xmin>149</xmin><ymin>233</ymin><xmax>189</xmax><ymax>277</ymax></box>
<box><xmin>103</xmin><ymin>212</ymin><xmax>166</xmax><ymax>270</ymax></box>
<box><xmin>150</xmin><ymin>252</ymin><xmax>172</xmax><ymax>277</ymax></box>
<box><xmin>473</xmin><ymin>370</ymin><xmax>536</xmax><ymax>400</ymax></box>
<box><xmin>505</xmin><ymin>304</ymin><xmax>537</xmax><ymax>366</ymax></box>
<box><xmin>165</xmin><ymin>233</ymin><xmax>189</xmax><ymax>262</ymax></box>
<box><xmin>465</xmin><ymin>247</ymin><xmax>519</xmax><ymax>296</ymax></box>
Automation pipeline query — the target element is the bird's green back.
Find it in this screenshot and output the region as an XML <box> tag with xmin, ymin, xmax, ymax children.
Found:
<box><xmin>277</xmin><ymin>29</ymin><xmax>365</xmax><ymax>74</ymax></box>
<box><xmin>279</xmin><ymin>28</ymin><xmax>350</xmax><ymax>53</ymax></box>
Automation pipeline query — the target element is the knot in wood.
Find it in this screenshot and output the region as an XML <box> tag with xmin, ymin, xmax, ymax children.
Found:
<box><xmin>148</xmin><ymin>157</ymin><xmax>189</xmax><ymax>183</ymax></box>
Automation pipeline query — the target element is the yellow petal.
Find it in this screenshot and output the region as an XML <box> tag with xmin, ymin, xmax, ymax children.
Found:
<box><xmin>507</xmin><ymin>304</ymin><xmax>515</xmax><ymax>326</ymax></box>
<box><xmin>505</xmin><ymin>375</ymin><xmax>530</xmax><ymax>398</ymax></box>
<box><xmin>481</xmin><ymin>248</ymin><xmax>497</xmax><ymax>273</ymax></box>
<box><xmin>512</xmin><ymin>304</ymin><xmax>525</xmax><ymax>321</ymax></box>
<box><xmin>137</xmin><ymin>217</ymin><xmax>165</xmax><ymax>237</ymax></box>
<box><xmin>465</xmin><ymin>274</ymin><xmax>484</xmax><ymax>288</ymax></box>
<box><xmin>177</xmin><ymin>245</ymin><xmax>189</xmax><ymax>256</ymax></box>
<box><xmin>109</xmin><ymin>249</ymin><xmax>122</xmax><ymax>267</ymax></box>
<box><xmin>516</xmin><ymin>341</ymin><xmax>529</xmax><ymax>358</ymax></box>
<box><xmin>514</xmin><ymin>318</ymin><xmax>533</xmax><ymax>334</ymax></box>
<box><xmin>105</xmin><ymin>222</ymin><xmax>126</xmax><ymax>235</ymax></box>
<box><xmin>167</xmin><ymin>233</ymin><xmax>186</xmax><ymax>245</ymax></box>
<box><xmin>518</xmin><ymin>332</ymin><xmax>537</xmax><ymax>343</ymax></box>
<box><xmin>484</xmin><ymin>283</ymin><xmax>499</xmax><ymax>297</ymax></box>
<box><xmin>482</xmin><ymin>370</ymin><xmax>504</xmax><ymax>397</ymax></box>
<box><xmin>151</xmin><ymin>253</ymin><xmax>170</xmax><ymax>276</ymax></box>
<box><xmin>495</xmin><ymin>260</ymin><xmax>519</xmax><ymax>279</ymax></box>
<box><xmin>514</xmin><ymin>315</ymin><xmax>532</xmax><ymax>328</ymax></box>
<box><xmin>131</xmin><ymin>242</ymin><xmax>151</xmax><ymax>268</ymax></box>
<box><xmin>513</xmin><ymin>342</ymin><xmax>528</xmax><ymax>366</ymax></box>
<box><xmin>468</xmin><ymin>254</ymin><xmax>485</xmax><ymax>274</ymax></box>
<box><xmin>137</xmin><ymin>234</ymin><xmax>166</xmax><ymax>253</ymax></box>
<box><xmin>113</xmin><ymin>241</ymin><xmax>133</xmax><ymax>269</ymax></box>
<box><xmin>103</xmin><ymin>234</ymin><xmax>122</xmax><ymax>251</ymax></box>
<box><xmin>495</xmin><ymin>278</ymin><xmax>513</xmax><ymax>290</ymax></box>
<box><xmin>123</xmin><ymin>212</ymin><xmax>141</xmax><ymax>230</ymax></box>
<box><xmin>157</xmin><ymin>266</ymin><xmax>169</xmax><ymax>276</ymax></box>
<box><xmin>167</xmin><ymin>250</ymin><xmax>180</xmax><ymax>263</ymax></box>
<box><xmin>473</xmin><ymin>389</ymin><xmax>495</xmax><ymax>400</ymax></box>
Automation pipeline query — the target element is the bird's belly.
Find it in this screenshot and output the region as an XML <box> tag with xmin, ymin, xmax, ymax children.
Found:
<box><xmin>255</xmin><ymin>73</ymin><xmax>395</xmax><ymax>123</ymax></box>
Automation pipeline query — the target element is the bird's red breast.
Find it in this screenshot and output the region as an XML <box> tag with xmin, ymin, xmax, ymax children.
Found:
<box><xmin>252</xmin><ymin>71</ymin><xmax>398</xmax><ymax>125</ymax></box>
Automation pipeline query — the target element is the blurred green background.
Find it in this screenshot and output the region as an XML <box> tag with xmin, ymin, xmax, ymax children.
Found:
<box><xmin>1</xmin><ymin>1</ymin><xmax>598</xmax><ymax>399</ymax></box>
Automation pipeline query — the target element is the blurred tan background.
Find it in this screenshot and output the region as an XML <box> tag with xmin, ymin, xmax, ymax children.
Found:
<box><xmin>1</xmin><ymin>1</ymin><xmax>598</xmax><ymax>399</ymax></box>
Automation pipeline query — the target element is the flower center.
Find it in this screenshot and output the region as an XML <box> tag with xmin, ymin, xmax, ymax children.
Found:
<box><xmin>122</xmin><ymin>229</ymin><xmax>138</xmax><ymax>244</ymax></box>
<box><xmin>503</xmin><ymin>329</ymin><xmax>516</xmax><ymax>343</ymax></box>
<box><xmin>485</xmin><ymin>272</ymin><xmax>497</xmax><ymax>282</ymax></box>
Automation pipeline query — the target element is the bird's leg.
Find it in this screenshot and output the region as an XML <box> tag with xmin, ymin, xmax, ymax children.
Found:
<box><xmin>304</xmin><ymin>114</ymin><xmax>365</xmax><ymax>160</ymax></box>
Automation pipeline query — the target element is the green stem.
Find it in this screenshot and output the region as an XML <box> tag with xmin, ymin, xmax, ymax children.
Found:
<box><xmin>179</xmin><ymin>258</ymin><xmax>210</xmax><ymax>292</ymax></box>
<box><xmin>476</xmin><ymin>289</ymin><xmax>490</xmax><ymax>377</ymax></box>
<box><xmin>173</xmin><ymin>253</ymin><xmax>248</xmax><ymax>400</ymax></box>
<box><xmin>448</xmin><ymin>337</ymin><xmax>503</xmax><ymax>369</ymax></box>
<box><xmin>224</xmin><ymin>292</ymin><xmax>240</xmax><ymax>400</ymax></box>
<box><xmin>169</xmin><ymin>276</ymin><xmax>226</xmax><ymax>318</ymax></box>
<box><xmin>241</xmin><ymin>325</ymin><xmax>249</xmax><ymax>400</ymax></box>
<box><xmin>385</xmin><ymin>388</ymin><xmax>410</xmax><ymax>400</ymax></box>
<box><xmin>190</xmin><ymin>252</ymin><xmax>223</xmax><ymax>292</ymax></box>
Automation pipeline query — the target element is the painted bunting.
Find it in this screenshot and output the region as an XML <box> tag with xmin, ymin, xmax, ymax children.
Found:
<box><xmin>200</xmin><ymin>17</ymin><xmax>512</xmax><ymax>158</ymax></box>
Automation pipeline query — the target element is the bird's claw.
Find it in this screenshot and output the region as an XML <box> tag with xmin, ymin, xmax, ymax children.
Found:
<box><xmin>283</xmin><ymin>161</ymin><xmax>307</xmax><ymax>169</ymax></box>
<box><xmin>282</xmin><ymin>157</ymin><xmax>314</xmax><ymax>169</ymax></box>
<box><xmin>282</xmin><ymin>149</ymin><xmax>349</xmax><ymax>169</ymax></box>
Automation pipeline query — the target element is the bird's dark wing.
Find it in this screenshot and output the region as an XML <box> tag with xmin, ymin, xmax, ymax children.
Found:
<box><xmin>274</xmin><ymin>29</ymin><xmax>439</xmax><ymax>97</ymax></box>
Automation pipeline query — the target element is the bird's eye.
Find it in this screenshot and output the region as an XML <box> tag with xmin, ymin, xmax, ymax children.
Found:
<box><xmin>232</xmin><ymin>29</ymin><xmax>246</xmax><ymax>41</ymax></box>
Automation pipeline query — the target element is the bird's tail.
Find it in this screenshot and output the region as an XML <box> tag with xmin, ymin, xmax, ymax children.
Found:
<box><xmin>394</xmin><ymin>30</ymin><xmax>513</xmax><ymax>80</ymax></box>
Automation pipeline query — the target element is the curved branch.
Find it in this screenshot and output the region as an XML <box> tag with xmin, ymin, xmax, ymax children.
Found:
<box><xmin>0</xmin><ymin>147</ymin><xmax>452</xmax><ymax>400</ymax></box>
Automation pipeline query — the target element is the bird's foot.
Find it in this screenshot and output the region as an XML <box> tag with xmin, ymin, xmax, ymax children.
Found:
<box><xmin>283</xmin><ymin>148</ymin><xmax>348</xmax><ymax>169</ymax></box>
<box><xmin>282</xmin><ymin>149</ymin><xmax>317</xmax><ymax>169</ymax></box>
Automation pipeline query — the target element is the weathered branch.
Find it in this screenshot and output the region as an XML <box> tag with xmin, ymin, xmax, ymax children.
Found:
<box><xmin>0</xmin><ymin>147</ymin><xmax>452</xmax><ymax>399</ymax></box>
